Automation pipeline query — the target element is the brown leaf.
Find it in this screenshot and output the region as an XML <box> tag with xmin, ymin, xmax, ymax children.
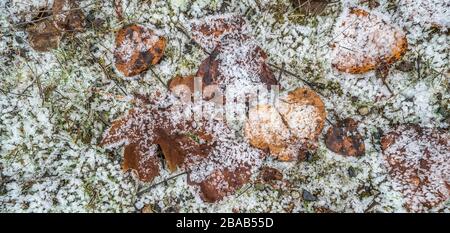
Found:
<box><xmin>168</xmin><ymin>75</ymin><xmax>222</xmax><ymax>102</ymax></box>
<box><xmin>190</xmin><ymin>14</ymin><xmax>246</xmax><ymax>52</ymax></box>
<box><xmin>291</xmin><ymin>0</ymin><xmax>331</xmax><ymax>16</ymax></box>
<box><xmin>27</xmin><ymin>19</ymin><xmax>62</xmax><ymax>52</ymax></box>
<box><xmin>155</xmin><ymin>127</ymin><xmax>213</xmax><ymax>172</ymax></box>
<box><xmin>26</xmin><ymin>0</ymin><xmax>84</xmax><ymax>52</ymax></box>
<box><xmin>196</xmin><ymin>49</ymin><xmax>221</xmax><ymax>86</ymax></box>
<box><xmin>381</xmin><ymin>125</ymin><xmax>450</xmax><ymax>212</ymax></box>
<box><xmin>52</xmin><ymin>0</ymin><xmax>85</xmax><ymax>32</ymax></box>
<box><xmin>324</xmin><ymin>118</ymin><xmax>365</xmax><ymax>157</ymax></box>
<box><xmin>123</xmin><ymin>142</ymin><xmax>160</xmax><ymax>182</ymax></box>
<box><xmin>244</xmin><ymin>88</ymin><xmax>326</xmax><ymax>161</ymax></box>
<box><xmin>331</xmin><ymin>8</ymin><xmax>408</xmax><ymax>74</ymax></box>
<box><xmin>101</xmin><ymin>108</ymin><xmax>152</xmax><ymax>147</ymax></box>
<box><xmin>195</xmin><ymin>36</ymin><xmax>278</xmax><ymax>89</ymax></box>
<box><xmin>188</xmin><ymin>165</ymin><xmax>252</xmax><ymax>202</ymax></box>
<box><xmin>114</xmin><ymin>24</ymin><xmax>167</xmax><ymax>77</ymax></box>
<box><xmin>259</xmin><ymin>166</ymin><xmax>283</xmax><ymax>183</ymax></box>
<box><xmin>102</xmin><ymin>106</ymin><xmax>216</xmax><ymax>181</ymax></box>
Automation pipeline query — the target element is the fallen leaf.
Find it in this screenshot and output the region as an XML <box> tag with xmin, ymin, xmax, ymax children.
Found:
<box><xmin>331</xmin><ymin>8</ymin><xmax>407</xmax><ymax>74</ymax></box>
<box><xmin>324</xmin><ymin>118</ymin><xmax>365</xmax><ymax>157</ymax></box>
<box><xmin>52</xmin><ymin>0</ymin><xmax>85</xmax><ymax>32</ymax></box>
<box><xmin>188</xmin><ymin>165</ymin><xmax>252</xmax><ymax>202</ymax></box>
<box><xmin>259</xmin><ymin>166</ymin><xmax>283</xmax><ymax>184</ymax></box>
<box><xmin>244</xmin><ymin>88</ymin><xmax>326</xmax><ymax>161</ymax></box>
<box><xmin>290</xmin><ymin>0</ymin><xmax>331</xmax><ymax>16</ymax></box>
<box><xmin>27</xmin><ymin>19</ymin><xmax>62</xmax><ymax>52</ymax></box>
<box><xmin>381</xmin><ymin>125</ymin><xmax>450</xmax><ymax>212</ymax></box>
<box><xmin>190</xmin><ymin>14</ymin><xmax>246</xmax><ymax>52</ymax></box>
<box><xmin>26</xmin><ymin>0</ymin><xmax>84</xmax><ymax>52</ymax></box>
<box><xmin>114</xmin><ymin>24</ymin><xmax>167</xmax><ymax>77</ymax></box>
<box><xmin>123</xmin><ymin>142</ymin><xmax>160</xmax><ymax>182</ymax></box>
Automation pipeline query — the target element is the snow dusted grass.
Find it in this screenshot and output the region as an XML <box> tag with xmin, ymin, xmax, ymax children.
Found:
<box><xmin>0</xmin><ymin>0</ymin><xmax>449</xmax><ymax>212</ymax></box>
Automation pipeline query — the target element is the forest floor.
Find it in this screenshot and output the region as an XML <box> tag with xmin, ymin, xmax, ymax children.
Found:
<box><xmin>0</xmin><ymin>0</ymin><xmax>449</xmax><ymax>212</ymax></box>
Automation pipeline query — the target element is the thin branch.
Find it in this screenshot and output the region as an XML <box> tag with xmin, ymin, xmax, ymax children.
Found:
<box><xmin>136</xmin><ymin>171</ymin><xmax>189</xmax><ymax>196</ymax></box>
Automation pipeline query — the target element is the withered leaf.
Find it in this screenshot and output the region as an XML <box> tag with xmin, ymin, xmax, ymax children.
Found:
<box><xmin>244</xmin><ymin>88</ymin><xmax>326</xmax><ymax>161</ymax></box>
<box><xmin>190</xmin><ymin>14</ymin><xmax>246</xmax><ymax>52</ymax></box>
<box><xmin>26</xmin><ymin>0</ymin><xmax>84</xmax><ymax>52</ymax></box>
<box><xmin>188</xmin><ymin>165</ymin><xmax>252</xmax><ymax>203</ymax></box>
<box><xmin>27</xmin><ymin>19</ymin><xmax>62</xmax><ymax>52</ymax></box>
<box><xmin>381</xmin><ymin>125</ymin><xmax>450</xmax><ymax>212</ymax></box>
<box><xmin>123</xmin><ymin>142</ymin><xmax>160</xmax><ymax>182</ymax></box>
<box><xmin>291</xmin><ymin>0</ymin><xmax>331</xmax><ymax>16</ymax></box>
<box><xmin>114</xmin><ymin>24</ymin><xmax>167</xmax><ymax>77</ymax></box>
<box><xmin>324</xmin><ymin>118</ymin><xmax>365</xmax><ymax>157</ymax></box>
<box><xmin>52</xmin><ymin>0</ymin><xmax>85</xmax><ymax>32</ymax></box>
<box><xmin>155</xmin><ymin>127</ymin><xmax>213</xmax><ymax>172</ymax></box>
<box><xmin>259</xmin><ymin>166</ymin><xmax>283</xmax><ymax>184</ymax></box>
<box><xmin>168</xmin><ymin>75</ymin><xmax>222</xmax><ymax>102</ymax></box>
<box><xmin>196</xmin><ymin>49</ymin><xmax>221</xmax><ymax>86</ymax></box>
<box><xmin>102</xmin><ymin>107</ymin><xmax>215</xmax><ymax>182</ymax></box>
<box><xmin>331</xmin><ymin>8</ymin><xmax>408</xmax><ymax>74</ymax></box>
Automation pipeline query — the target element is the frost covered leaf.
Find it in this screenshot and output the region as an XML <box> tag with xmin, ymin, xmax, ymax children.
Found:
<box><xmin>27</xmin><ymin>19</ymin><xmax>62</xmax><ymax>52</ymax></box>
<box><xmin>168</xmin><ymin>75</ymin><xmax>196</xmax><ymax>99</ymax></box>
<box><xmin>101</xmin><ymin>107</ymin><xmax>215</xmax><ymax>180</ymax></box>
<box><xmin>398</xmin><ymin>0</ymin><xmax>450</xmax><ymax>29</ymax></box>
<box><xmin>195</xmin><ymin>33</ymin><xmax>278</xmax><ymax>89</ymax></box>
<box><xmin>168</xmin><ymin>75</ymin><xmax>221</xmax><ymax>101</ymax></box>
<box><xmin>154</xmin><ymin>127</ymin><xmax>213</xmax><ymax>172</ymax></box>
<box><xmin>101</xmin><ymin>108</ymin><xmax>161</xmax><ymax>181</ymax></box>
<box><xmin>324</xmin><ymin>118</ymin><xmax>365</xmax><ymax>157</ymax></box>
<box><xmin>52</xmin><ymin>0</ymin><xmax>85</xmax><ymax>32</ymax></box>
<box><xmin>196</xmin><ymin>49</ymin><xmax>221</xmax><ymax>86</ymax></box>
<box><xmin>381</xmin><ymin>125</ymin><xmax>450</xmax><ymax>212</ymax></box>
<box><xmin>114</xmin><ymin>25</ymin><xmax>167</xmax><ymax>77</ymax></box>
<box><xmin>331</xmin><ymin>8</ymin><xmax>408</xmax><ymax>74</ymax></box>
<box><xmin>189</xmin><ymin>14</ymin><xmax>246</xmax><ymax>52</ymax></box>
<box><xmin>123</xmin><ymin>143</ymin><xmax>160</xmax><ymax>182</ymax></box>
<box><xmin>258</xmin><ymin>166</ymin><xmax>283</xmax><ymax>184</ymax></box>
<box><xmin>188</xmin><ymin>165</ymin><xmax>252</xmax><ymax>202</ymax></box>
<box><xmin>244</xmin><ymin>88</ymin><xmax>326</xmax><ymax>161</ymax></box>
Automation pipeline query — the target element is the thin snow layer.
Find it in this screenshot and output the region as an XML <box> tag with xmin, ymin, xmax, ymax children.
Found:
<box><xmin>398</xmin><ymin>0</ymin><xmax>450</xmax><ymax>30</ymax></box>
<box><xmin>1</xmin><ymin>0</ymin><xmax>449</xmax><ymax>212</ymax></box>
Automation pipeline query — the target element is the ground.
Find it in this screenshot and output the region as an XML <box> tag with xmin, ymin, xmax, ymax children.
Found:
<box><xmin>0</xmin><ymin>0</ymin><xmax>449</xmax><ymax>213</ymax></box>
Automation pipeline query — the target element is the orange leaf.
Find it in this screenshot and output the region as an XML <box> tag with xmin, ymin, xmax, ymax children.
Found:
<box><xmin>114</xmin><ymin>25</ymin><xmax>167</xmax><ymax>77</ymax></box>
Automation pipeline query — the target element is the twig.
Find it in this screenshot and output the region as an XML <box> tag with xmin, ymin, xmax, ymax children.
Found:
<box><xmin>268</xmin><ymin>63</ymin><xmax>315</xmax><ymax>88</ymax></box>
<box><xmin>149</xmin><ymin>67</ymin><xmax>169</xmax><ymax>90</ymax></box>
<box><xmin>136</xmin><ymin>171</ymin><xmax>189</xmax><ymax>196</ymax></box>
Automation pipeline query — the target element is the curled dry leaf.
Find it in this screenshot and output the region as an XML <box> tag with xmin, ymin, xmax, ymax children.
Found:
<box><xmin>114</xmin><ymin>24</ymin><xmax>167</xmax><ymax>77</ymax></box>
<box><xmin>190</xmin><ymin>13</ymin><xmax>246</xmax><ymax>52</ymax></box>
<box><xmin>381</xmin><ymin>125</ymin><xmax>449</xmax><ymax>212</ymax></box>
<box><xmin>331</xmin><ymin>8</ymin><xmax>407</xmax><ymax>74</ymax></box>
<box><xmin>244</xmin><ymin>88</ymin><xmax>326</xmax><ymax>161</ymax></box>
<box><xmin>324</xmin><ymin>118</ymin><xmax>365</xmax><ymax>157</ymax></box>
